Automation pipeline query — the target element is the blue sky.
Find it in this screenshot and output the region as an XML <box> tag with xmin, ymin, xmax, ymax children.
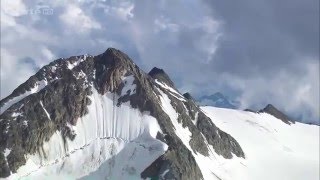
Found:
<box><xmin>1</xmin><ymin>0</ymin><xmax>319</xmax><ymax>123</ymax></box>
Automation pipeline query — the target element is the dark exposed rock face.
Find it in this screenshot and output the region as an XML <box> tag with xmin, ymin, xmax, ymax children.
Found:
<box><xmin>0</xmin><ymin>48</ymin><xmax>244</xmax><ymax>179</ymax></box>
<box><xmin>148</xmin><ymin>67</ymin><xmax>175</xmax><ymax>88</ymax></box>
<box><xmin>0</xmin><ymin>153</ymin><xmax>10</xmax><ymax>177</ymax></box>
<box><xmin>183</xmin><ymin>92</ymin><xmax>195</xmax><ymax>101</ymax></box>
<box><xmin>0</xmin><ymin>55</ymin><xmax>95</xmax><ymax>175</ymax></box>
<box><xmin>259</xmin><ymin>104</ymin><xmax>295</xmax><ymax>125</ymax></box>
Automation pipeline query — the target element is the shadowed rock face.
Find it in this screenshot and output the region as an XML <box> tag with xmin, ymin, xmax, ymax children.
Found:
<box><xmin>183</xmin><ymin>92</ymin><xmax>195</xmax><ymax>101</ymax></box>
<box><xmin>148</xmin><ymin>67</ymin><xmax>176</xmax><ymax>88</ymax></box>
<box><xmin>0</xmin><ymin>48</ymin><xmax>244</xmax><ymax>179</ymax></box>
<box><xmin>259</xmin><ymin>104</ymin><xmax>295</xmax><ymax>125</ymax></box>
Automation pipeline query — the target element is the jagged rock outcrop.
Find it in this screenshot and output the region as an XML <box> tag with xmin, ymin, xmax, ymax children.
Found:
<box><xmin>0</xmin><ymin>48</ymin><xmax>244</xmax><ymax>179</ymax></box>
<box><xmin>148</xmin><ymin>67</ymin><xmax>175</xmax><ymax>88</ymax></box>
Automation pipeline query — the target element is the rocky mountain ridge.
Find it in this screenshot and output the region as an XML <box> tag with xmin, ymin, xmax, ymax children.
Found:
<box><xmin>244</xmin><ymin>104</ymin><xmax>295</xmax><ymax>125</ymax></box>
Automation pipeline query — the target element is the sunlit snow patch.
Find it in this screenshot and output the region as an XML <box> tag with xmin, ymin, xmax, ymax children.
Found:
<box><xmin>67</xmin><ymin>55</ymin><xmax>88</xmax><ymax>70</ymax></box>
<box><xmin>40</xmin><ymin>100</ymin><xmax>51</xmax><ymax>120</ymax></box>
<box><xmin>155</xmin><ymin>79</ymin><xmax>186</xmax><ymax>102</ymax></box>
<box><xmin>121</xmin><ymin>75</ymin><xmax>137</xmax><ymax>96</ymax></box>
<box><xmin>157</xmin><ymin>88</ymin><xmax>192</xmax><ymax>149</ymax></box>
<box><xmin>11</xmin><ymin>112</ymin><xmax>22</xmax><ymax>118</ymax></box>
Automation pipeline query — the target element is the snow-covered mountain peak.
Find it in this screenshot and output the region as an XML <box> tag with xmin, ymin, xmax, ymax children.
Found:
<box><xmin>0</xmin><ymin>48</ymin><xmax>245</xmax><ymax>180</ymax></box>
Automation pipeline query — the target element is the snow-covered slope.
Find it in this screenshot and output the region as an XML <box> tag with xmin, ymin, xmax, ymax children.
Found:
<box><xmin>201</xmin><ymin>106</ymin><xmax>320</xmax><ymax>180</ymax></box>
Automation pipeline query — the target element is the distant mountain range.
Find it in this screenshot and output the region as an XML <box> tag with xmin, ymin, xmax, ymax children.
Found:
<box><xmin>198</xmin><ymin>93</ymin><xmax>300</xmax><ymax>125</ymax></box>
<box><xmin>198</xmin><ymin>92</ymin><xmax>240</xmax><ymax>109</ymax></box>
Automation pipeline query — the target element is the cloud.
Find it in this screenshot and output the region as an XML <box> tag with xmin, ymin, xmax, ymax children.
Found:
<box><xmin>197</xmin><ymin>0</ymin><xmax>319</xmax><ymax>122</ymax></box>
<box><xmin>60</xmin><ymin>4</ymin><xmax>101</xmax><ymax>33</ymax></box>
<box><xmin>0</xmin><ymin>0</ymin><xmax>318</xmax><ymax>123</ymax></box>
<box><xmin>0</xmin><ymin>48</ymin><xmax>36</xmax><ymax>98</ymax></box>
<box><xmin>219</xmin><ymin>60</ymin><xmax>319</xmax><ymax>122</ymax></box>
<box><xmin>1</xmin><ymin>0</ymin><xmax>27</xmax><ymax>17</ymax></box>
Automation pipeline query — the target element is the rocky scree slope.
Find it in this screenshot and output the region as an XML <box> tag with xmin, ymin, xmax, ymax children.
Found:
<box><xmin>0</xmin><ymin>48</ymin><xmax>244</xmax><ymax>179</ymax></box>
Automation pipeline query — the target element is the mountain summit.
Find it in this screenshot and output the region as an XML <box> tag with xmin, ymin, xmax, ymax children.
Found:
<box><xmin>259</xmin><ymin>104</ymin><xmax>295</xmax><ymax>125</ymax></box>
<box><xmin>0</xmin><ymin>48</ymin><xmax>244</xmax><ymax>179</ymax></box>
<box><xmin>148</xmin><ymin>67</ymin><xmax>176</xmax><ymax>88</ymax></box>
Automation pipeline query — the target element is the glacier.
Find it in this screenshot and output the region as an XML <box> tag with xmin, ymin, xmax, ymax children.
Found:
<box><xmin>7</xmin><ymin>88</ymin><xmax>167</xmax><ymax>180</ymax></box>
